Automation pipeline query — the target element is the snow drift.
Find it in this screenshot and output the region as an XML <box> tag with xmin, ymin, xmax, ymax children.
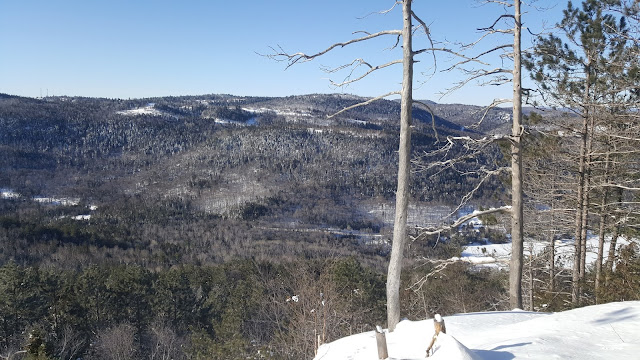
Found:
<box><xmin>313</xmin><ymin>301</ymin><xmax>640</xmax><ymax>360</ymax></box>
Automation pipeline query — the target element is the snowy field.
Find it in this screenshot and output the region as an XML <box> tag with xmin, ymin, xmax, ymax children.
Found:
<box><xmin>116</xmin><ymin>103</ymin><xmax>163</xmax><ymax>116</ymax></box>
<box><xmin>313</xmin><ymin>301</ymin><xmax>640</xmax><ymax>360</ymax></box>
<box><xmin>458</xmin><ymin>206</ymin><xmax>632</xmax><ymax>270</ymax></box>
<box><xmin>461</xmin><ymin>233</ymin><xmax>631</xmax><ymax>271</ymax></box>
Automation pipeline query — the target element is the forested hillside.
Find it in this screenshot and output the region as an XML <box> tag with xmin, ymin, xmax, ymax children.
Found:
<box><xmin>0</xmin><ymin>93</ymin><xmax>508</xmax><ymax>268</ymax></box>
<box><xmin>0</xmin><ymin>93</ymin><xmax>513</xmax><ymax>358</ymax></box>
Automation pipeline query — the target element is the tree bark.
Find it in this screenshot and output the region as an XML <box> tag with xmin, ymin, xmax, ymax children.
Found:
<box><xmin>595</xmin><ymin>150</ymin><xmax>611</xmax><ymax>302</ymax></box>
<box><xmin>572</xmin><ymin>63</ymin><xmax>591</xmax><ymax>306</ymax></box>
<box><xmin>580</xmin><ymin>115</ymin><xmax>595</xmax><ymax>281</ymax></box>
<box><xmin>386</xmin><ymin>0</ymin><xmax>413</xmax><ymax>332</ymax></box>
<box><xmin>528</xmin><ymin>248</ymin><xmax>534</xmax><ymax>311</ymax></box>
<box><xmin>605</xmin><ymin>187</ymin><xmax>623</xmax><ymax>286</ymax></box>
<box><xmin>549</xmin><ymin>175</ymin><xmax>557</xmax><ymax>294</ymax></box>
<box><xmin>509</xmin><ymin>0</ymin><xmax>524</xmax><ymax>310</ymax></box>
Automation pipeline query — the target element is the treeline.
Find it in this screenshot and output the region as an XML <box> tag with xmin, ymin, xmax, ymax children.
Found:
<box><xmin>518</xmin><ymin>0</ymin><xmax>640</xmax><ymax>309</ymax></box>
<box><xmin>0</xmin><ymin>256</ymin><xmax>515</xmax><ymax>360</ymax></box>
<box><xmin>0</xmin><ymin>196</ymin><xmax>386</xmax><ymax>271</ymax></box>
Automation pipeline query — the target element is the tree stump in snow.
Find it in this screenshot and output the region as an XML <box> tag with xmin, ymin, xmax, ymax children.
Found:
<box><xmin>425</xmin><ymin>314</ymin><xmax>446</xmax><ymax>357</ymax></box>
<box><xmin>375</xmin><ymin>325</ymin><xmax>388</xmax><ymax>359</ymax></box>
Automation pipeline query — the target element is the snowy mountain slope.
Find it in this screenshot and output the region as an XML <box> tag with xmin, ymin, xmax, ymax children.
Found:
<box><xmin>313</xmin><ymin>301</ymin><xmax>640</xmax><ymax>360</ymax></box>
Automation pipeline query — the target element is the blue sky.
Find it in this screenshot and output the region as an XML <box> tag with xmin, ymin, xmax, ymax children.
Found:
<box><xmin>0</xmin><ymin>0</ymin><xmax>562</xmax><ymax>105</ymax></box>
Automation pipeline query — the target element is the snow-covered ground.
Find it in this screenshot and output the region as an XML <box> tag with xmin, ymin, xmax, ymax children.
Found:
<box><xmin>1</xmin><ymin>188</ymin><xmax>96</xmax><ymax>220</ymax></box>
<box><xmin>0</xmin><ymin>188</ymin><xmax>20</xmax><ymax>199</ymax></box>
<box><xmin>33</xmin><ymin>196</ymin><xmax>80</xmax><ymax>206</ymax></box>
<box><xmin>116</xmin><ymin>104</ymin><xmax>164</xmax><ymax>116</ymax></box>
<box><xmin>214</xmin><ymin>117</ymin><xmax>257</xmax><ymax>126</ymax></box>
<box><xmin>458</xmin><ymin>207</ymin><xmax>632</xmax><ymax>270</ymax></box>
<box><xmin>462</xmin><ymin>235</ymin><xmax>632</xmax><ymax>270</ymax></box>
<box><xmin>241</xmin><ymin>106</ymin><xmax>312</xmax><ymax>118</ymax></box>
<box><xmin>313</xmin><ymin>301</ymin><xmax>640</xmax><ymax>360</ymax></box>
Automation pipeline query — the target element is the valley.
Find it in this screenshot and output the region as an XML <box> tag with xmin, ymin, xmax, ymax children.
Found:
<box><xmin>0</xmin><ymin>93</ymin><xmax>511</xmax><ymax>270</ymax></box>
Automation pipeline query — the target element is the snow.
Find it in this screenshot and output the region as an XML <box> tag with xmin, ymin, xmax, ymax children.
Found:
<box><xmin>462</xmin><ymin>235</ymin><xmax>632</xmax><ymax>271</ymax></box>
<box><xmin>116</xmin><ymin>104</ymin><xmax>163</xmax><ymax>116</ymax></box>
<box><xmin>72</xmin><ymin>215</ymin><xmax>91</xmax><ymax>220</ymax></box>
<box><xmin>1</xmin><ymin>189</ymin><xmax>21</xmax><ymax>199</ymax></box>
<box><xmin>241</xmin><ymin>106</ymin><xmax>312</xmax><ymax>118</ymax></box>
<box><xmin>427</xmin><ymin>333</ymin><xmax>481</xmax><ymax>360</ymax></box>
<box><xmin>213</xmin><ymin>117</ymin><xmax>257</xmax><ymax>126</ymax></box>
<box><xmin>456</xmin><ymin>205</ymin><xmax>633</xmax><ymax>271</ymax></box>
<box><xmin>2</xmin><ymin>188</ymin><xmax>97</xmax><ymax>220</ymax></box>
<box><xmin>33</xmin><ymin>196</ymin><xmax>80</xmax><ymax>206</ymax></box>
<box><xmin>313</xmin><ymin>301</ymin><xmax>640</xmax><ymax>360</ymax></box>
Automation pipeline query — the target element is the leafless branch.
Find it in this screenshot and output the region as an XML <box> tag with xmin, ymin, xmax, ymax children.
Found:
<box><xmin>442</xmin><ymin>67</ymin><xmax>511</xmax><ymax>98</ymax></box>
<box><xmin>413</xmin><ymin>206</ymin><xmax>512</xmax><ymax>240</ymax></box>
<box><xmin>264</xmin><ymin>30</ymin><xmax>402</xmax><ymax>69</ymax></box>
<box><xmin>478</xmin><ymin>14</ymin><xmax>516</xmax><ymax>33</ymax></box>
<box><xmin>328</xmin><ymin>91</ymin><xmax>401</xmax><ymax>118</ymax></box>
<box><xmin>479</xmin><ymin>0</ymin><xmax>515</xmax><ymax>7</ymax></box>
<box><xmin>357</xmin><ymin>1</ymin><xmax>402</xmax><ymax>19</ymax></box>
<box><xmin>411</xmin><ymin>10</ymin><xmax>437</xmax><ymax>71</ymax></box>
<box><xmin>468</xmin><ymin>98</ymin><xmax>513</xmax><ymax>129</ymax></box>
<box><xmin>407</xmin><ymin>257</ymin><xmax>462</xmax><ymax>291</ymax></box>
<box><xmin>323</xmin><ymin>59</ymin><xmax>403</xmax><ymax>88</ymax></box>
<box><xmin>0</xmin><ymin>350</ymin><xmax>26</xmax><ymax>360</ymax></box>
<box><xmin>413</xmin><ymin>134</ymin><xmax>509</xmax><ymax>175</ymax></box>
<box><xmin>599</xmin><ymin>184</ymin><xmax>640</xmax><ymax>191</ymax></box>
<box><xmin>452</xmin><ymin>166</ymin><xmax>511</xmax><ymax>214</ymax></box>
<box><xmin>443</xmin><ymin>44</ymin><xmax>513</xmax><ymax>72</ymax></box>
<box><xmin>413</xmin><ymin>100</ymin><xmax>441</xmax><ymax>141</ymax></box>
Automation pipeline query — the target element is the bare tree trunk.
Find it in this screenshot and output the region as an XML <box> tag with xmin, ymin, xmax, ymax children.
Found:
<box><xmin>387</xmin><ymin>0</ymin><xmax>413</xmax><ymax>332</ymax></box>
<box><xmin>595</xmin><ymin>209</ymin><xmax>607</xmax><ymax>303</ymax></box>
<box><xmin>528</xmin><ymin>248</ymin><xmax>534</xmax><ymax>311</ymax></box>
<box><xmin>572</xmin><ymin>140</ymin><xmax>585</xmax><ymax>305</ymax></box>
<box><xmin>595</xmin><ymin>151</ymin><xmax>611</xmax><ymax>303</ymax></box>
<box><xmin>549</xmin><ymin>230</ymin><xmax>556</xmax><ymax>293</ymax></box>
<box><xmin>549</xmin><ymin>179</ymin><xmax>557</xmax><ymax>294</ymax></box>
<box><xmin>580</xmin><ymin>116</ymin><xmax>595</xmax><ymax>282</ymax></box>
<box><xmin>579</xmin><ymin>169</ymin><xmax>590</xmax><ymax>280</ymax></box>
<box><xmin>509</xmin><ymin>0</ymin><xmax>524</xmax><ymax>310</ymax></box>
<box><xmin>572</xmin><ymin>66</ymin><xmax>591</xmax><ymax>306</ymax></box>
<box><xmin>605</xmin><ymin>187</ymin><xmax>623</xmax><ymax>286</ymax></box>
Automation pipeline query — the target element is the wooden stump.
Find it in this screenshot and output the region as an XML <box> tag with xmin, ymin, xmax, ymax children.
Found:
<box><xmin>375</xmin><ymin>325</ymin><xmax>388</xmax><ymax>359</ymax></box>
<box><xmin>426</xmin><ymin>314</ymin><xmax>446</xmax><ymax>357</ymax></box>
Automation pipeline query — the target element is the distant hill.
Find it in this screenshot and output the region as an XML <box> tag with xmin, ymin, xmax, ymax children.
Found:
<box><xmin>0</xmin><ymin>92</ymin><xmax>529</xmax><ymax>268</ymax></box>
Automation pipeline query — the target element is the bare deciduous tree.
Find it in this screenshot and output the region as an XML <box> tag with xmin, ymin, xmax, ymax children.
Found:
<box><xmin>93</xmin><ymin>323</ymin><xmax>137</xmax><ymax>360</ymax></box>
<box><xmin>148</xmin><ymin>321</ymin><xmax>186</xmax><ymax>360</ymax></box>
<box><xmin>414</xmin><ymin>0</ymin><xmax>526</xmax><ymax>309</ymax></box>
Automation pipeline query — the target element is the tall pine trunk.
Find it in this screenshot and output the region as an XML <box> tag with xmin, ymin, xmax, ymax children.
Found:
<box><xmin>605</xmin><ymin>187</ymin><xmax>623</xmax><ymax>286</ymax></box>
<box><xmin>572</xmin><ymin>62</ymin><xmax>592</xmax><ymax>306</ymax></box>
<box><xmin>595</xmin><ymin>150</ymin><xmax>611</xmax><ymax>302</ymax></box>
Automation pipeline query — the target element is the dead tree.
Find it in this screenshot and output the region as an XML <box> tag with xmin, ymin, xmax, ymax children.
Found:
<box><xmin>266</xmin><ymin>0</ymin><xmax>442</xmax><ymax>332</ymax></box>
<box><xmin>412</xmin><ymin>0</ymin><xmax>526</xmax><ymax>309</ymax></box>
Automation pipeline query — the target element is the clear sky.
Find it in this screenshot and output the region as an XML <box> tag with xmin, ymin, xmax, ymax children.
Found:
<box><xmin>0</xmin><ymin>0</ymin><xmax>562</xmax><ymax>106</ymax></box>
